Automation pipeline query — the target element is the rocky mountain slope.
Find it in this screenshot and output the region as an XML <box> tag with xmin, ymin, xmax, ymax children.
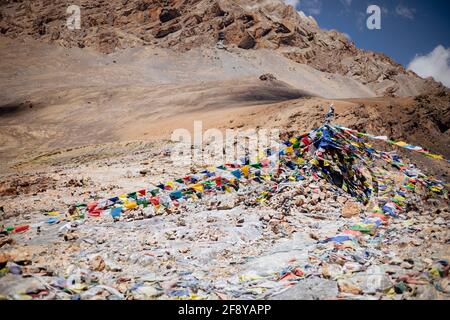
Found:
<box><xmin>0</xmin><ymin>0</ymin><xmax>448</xmax><ymax>174</ymax></box>
<box><xmin>0</xmin><ymin>0</ymin><xmax>446</xmax><ymax>97</ymax></box>
<box><xmin>0</xmin><ymin>36</ymin><xmax>449</xmax><ymax>178</ymax></box>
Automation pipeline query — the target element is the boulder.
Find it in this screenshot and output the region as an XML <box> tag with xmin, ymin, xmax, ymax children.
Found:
<box><xmin>238</xmin><ymin>33</ymin><xmax>256</xmax><ymax>49</ymax></box>
<box><xmin>259</xmin><ymin>73</ymin><xmax>277</xmax><ymax>81</ymax></box>
<box><xmin>159</xmin><ymin>8</ymin><xmax>180</xmax><ymax>23</ymax></box>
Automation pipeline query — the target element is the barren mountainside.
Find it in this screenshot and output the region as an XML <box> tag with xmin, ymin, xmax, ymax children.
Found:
<box><xmin>0</xmin><ymin>0</ymin><xmax>446</xmax><ymax>97</ymax></box>
<box><xmin>0</xmin><ymin>0</ymin><xmax>449</xmax><ymax>173</ymax></box>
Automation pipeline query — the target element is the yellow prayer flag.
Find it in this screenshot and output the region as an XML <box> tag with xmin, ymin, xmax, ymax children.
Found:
<box><xmin>125</xmin><ymin>202</ymin><xmax>138</xmax><ymax>210</ymax></box>
<box><xmin>191</xmin><ymin>184</ymin><xmax>204</xmax><ymax>193</ymax></box>
<box><xmin>241</xmin><ymin>166</ymin><xmax>250</xmax><ymax>178</ymax></box>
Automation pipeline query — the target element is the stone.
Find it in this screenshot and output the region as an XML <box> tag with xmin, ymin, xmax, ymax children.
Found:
<box><xmin>50</xmin><ymin>30</ymin><xmax>60</xmax><ymax>41</ymax></box>
<box><xmin>268</xmin><ymin>219</ymin><xmax>280</xmax><ymax>226</ymax></box>
<box><xmin>415</xmin><ymin>284</ymin><xmax>438</xmax><ymax>299</ymax></box>
<box><xmin>309</xmin><ymin>233</ymin><xmax>319</xmax><ymax>240</ymax></box>
<box><xmin>176</xmin><ymin>218</ymin><xmax>186</xmax><ymax>226</ymax></box>
<box><xmin>127</xmin><ymin>253</ymin><xmax>139</xmax><ymax>264</ymax></box>
<box><xmin>217</xmin><ymin>195</ymin><xmax>236</xmax><ymax>210</ymax></box>
<box><xmin>322</xmin><ymin>264</ymin><xmax>343</xmax><ymax>279</ymax></box>
<box><xmin>311</xmin><ymin>193</ymin><xmax>320</xmax><ymax>203</ymax></box>
<box><xmin>337</xmin><ymin>196</ymin><xmax>348</xmax><ymax>204</ymax></box>
<box><xmin>389</xmin><ymin>257</ymin><xmax>403</xmax><ymax>266</ymax></box>
<box><xmin>142</xmin><ymin>206</ymin><xmax>154</xmax><ymax>218</ymax></box>
<box><xmin>137</xmin><ymin>255</ymin><xmax>155</xmax><ymax>267</ymax></box>
<box><xmin>337</xmin><ymin>280</ymin><xmax>363</xmax><ymax>295</ymax></box>
<box><xmin>439</xmin><ymin>278</ymin><xmax>449</xmax><ymax>294</ymax></box>
<box><xmin>343</xmin><ymin>262</ymin><xmax>363</xmax><ymax>273</ymax></box>
<box><xmin>178</xmin><ymin>247</ymin><xmax>190</xmax><ymax>254</ymax></box>
<box><xmin>400</xmin><ymin>261</ymin><xmax>414</xmax><ymax>270</ymax></box>
<box><xmin>135</xmin><ymin>1</ymin><xmax>149</xmax><ymax>11</ymax></box>
<box><xmin>159</xmin><ymin>8</ymin><xmax>180</xmax><ymax>23</ymax></box>
<box><xmin>259</xmin><ymin>73</ymin><xmax>276</xmax><ymax>81</ymax></box>
<box><xmin>269</xmin><ymin>278</ymin><xmax>338</xmax><ymax>300</ymax></box>
<box><xmin>354</xmin><ymin>266</ymin><xmax>393</xmax><ymax>294</ymax></box>
<box><xmin>64</xmin><ymin>233</ymin><xmax>78</xmax><ymax>242</ymax></box>
<box><xmin>238</xmin><ymin>33</ymin><xmax>256</xmax><ymax>49</ymax></box>
<box><xmin>8</xmin><ymin>250</ymin><xmax>32</xmax><ymax>266</ymax></box>
<box><xmin>132</xmin><ymin>285</ymin><xmax>163</xmax><ymax>299</ymax></box>
<box><xmin>406</xmin><ymin>211</ymin><xmax>416</xmax><ymax>218</ymax></box>
<box><xmin>22</xmin><ymin>265</ymin><xmax>48</xmax><ymax>275</ymax></box>
<box><xmin>89</xmin><ymin>255</ymin><xmax>105</xmax><ymax>272</ymax></box>
<box><xmin>105</xmin><ymin>259</ymin><xmax>122</xmax><ymax>272</ymax></box>
<box><xmin>0</xmin><ymin>253</ymin><xmax>9</xmax><ymax>268</ymax></box>
<box><xmin>341</xmin><ymin>201</ymin><xmax>362</xmax><ymax>218</ymax></box>
<box><xmin>154</xmin><ymin>24</ymin><xmax>182</xmax><ymax>39</ymax></box>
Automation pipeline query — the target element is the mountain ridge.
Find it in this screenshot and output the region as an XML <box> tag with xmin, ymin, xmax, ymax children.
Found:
<box><xmin>0</xmin><ymin>0</ymin><xmax>447</xmax><ymax>97</ymax></box>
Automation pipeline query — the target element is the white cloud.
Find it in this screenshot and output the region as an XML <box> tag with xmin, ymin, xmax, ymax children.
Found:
<box><xmin>408</xmin><ymin>45</ymin><xmax>450</xmax><ymax>88</ymax></box>
<box><xmin>283</xmin><ymin>0</ymin><xmax>300</xmax><ymax>8</ymax></box>
<box><xmin>340</xmin><ymin>0</ymin><xmax>352</xmax><ymax>7</ymax></box>
<box><xmin>297</xmin><ymin>10</ymin><xmax>318</xmax><ymax>26</ymax></box>
<box><xmin>395</xmin><ymin>4</ymin><xmax>416</xmax><ymax>19</ymax></box>
<box><xmin>356</xmin><ymin>11</ymin><xmax>366</xmax><ymax>30</ymax></box>
<box><xmin>300</xmin><ymin>0</ymin><xmax>322</xmax><ymax>16</ymax></box>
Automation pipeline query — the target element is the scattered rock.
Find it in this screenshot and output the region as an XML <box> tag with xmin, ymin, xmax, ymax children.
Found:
<box><xmin>322</xmin><ymin>264</ymin><xmax>343</xmax><ymax>280</ymax></box>
<box><xmin>238</xmin><ymin>33</ymin><xmax>256</xmax><ymax>49</ymax></box>
<box><xmin>132</xmin><ymin>285</ymin><xmax>163</xmax><ymax>299</ymax></box>
<box><xmin>89</xmin><ymin>255</ymin><xmax>105</xmax><ymax>272</ymax></box>
<box><xmin>259</xmin><ymin>73</ymin><xmax>276</xmax><ymax>81</ymax></box>
<box><xmin>0</xmin><ymin>253</ymin><xmax>8</xmax><ymax>268</ymax></box>
<box><xmin>337</xmin><ymin>280</ymin><xmax>363</xmax><ymax>295</ymax></box>
<box><xmin>341</xmin><ymin>201</ymin><xmax>362</xmax><ymax>218</ymax></box>
<box><xmin>178</xmin><ymin>247</ymin><xmax>190</xmax><ymax>254</ymax></box>
<box><xmin>401</xmin><ymin>261</ymin><xmax>414</xmax><ymax>270</ymax></box>
<box><xmin>105</xmin><ymin>260</ymin><xmax>122</xmax><ymax>272</ymax></box>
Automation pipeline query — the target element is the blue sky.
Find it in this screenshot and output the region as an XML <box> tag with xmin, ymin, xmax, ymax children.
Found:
<box><xmin>285</xmin><ymin>0</ymin><xmax>450</xmax><ymax>86</ymax></box>
<box><xmin>288</xmin><ymin>0</ymin><xmax>450</xmax><ymax>66</ymax></box>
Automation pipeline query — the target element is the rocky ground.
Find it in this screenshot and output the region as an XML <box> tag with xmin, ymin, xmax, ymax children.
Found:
<box><xmin>0</xmin><ymin>135</ymin><xmax>448</xmax><ymax>300</ymax></box>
